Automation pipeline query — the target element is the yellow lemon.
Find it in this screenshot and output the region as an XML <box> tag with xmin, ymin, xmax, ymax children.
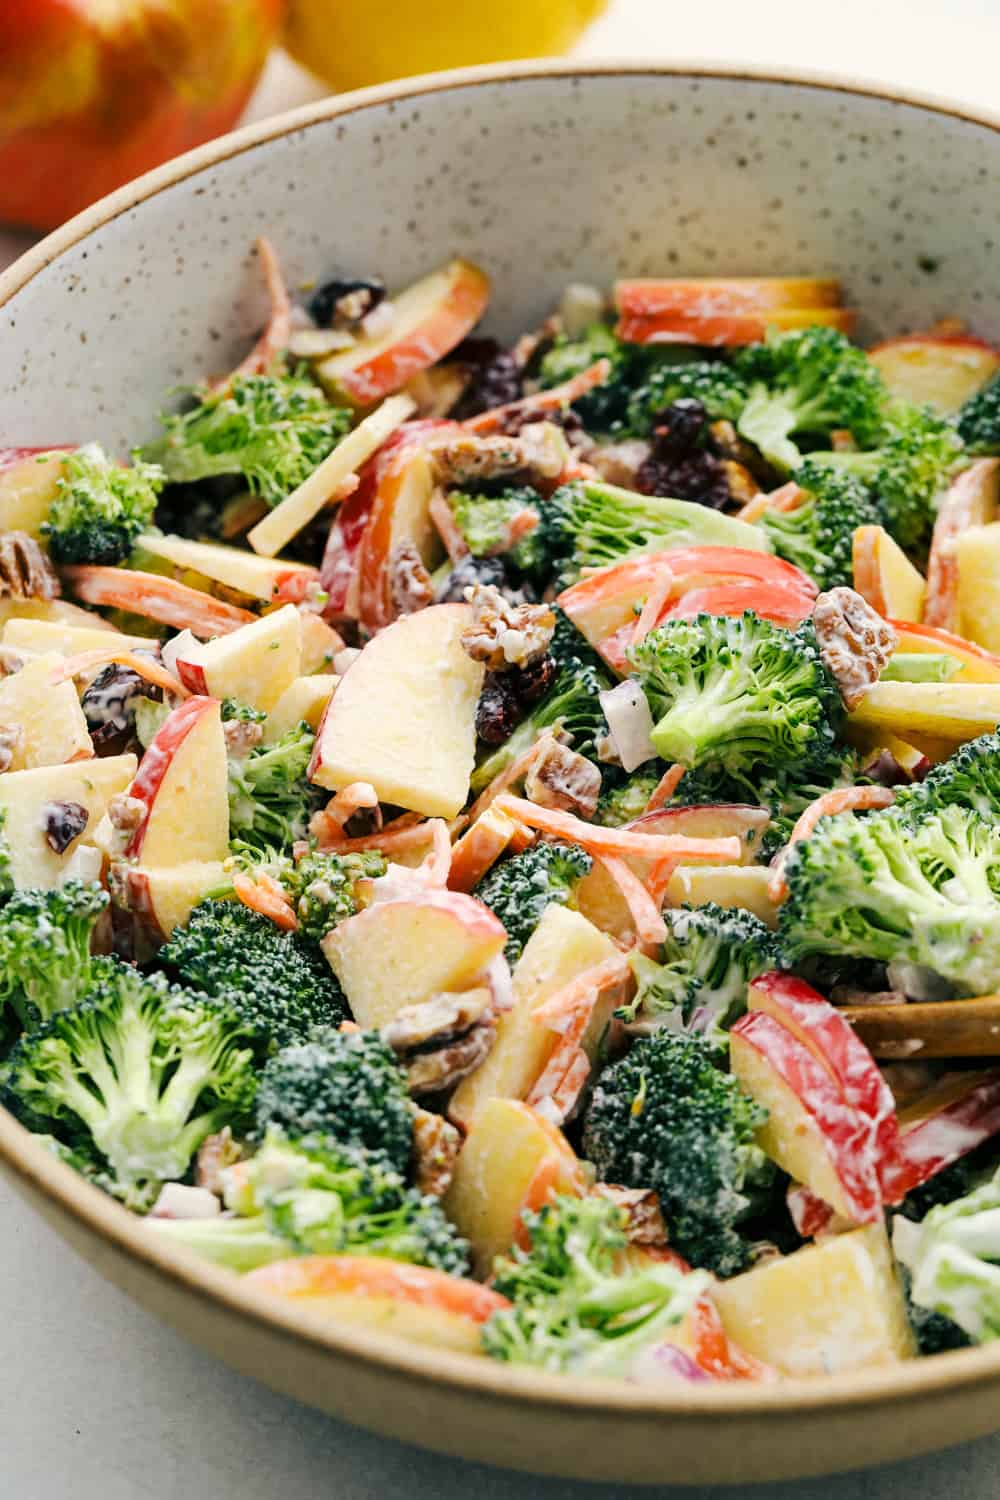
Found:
<box><xmin>283</xmin><ymin>0</ymin><xmax>608</xmax><ymax>92</ymax></box>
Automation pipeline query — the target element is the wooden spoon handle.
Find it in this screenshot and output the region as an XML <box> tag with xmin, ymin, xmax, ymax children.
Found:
<box><xmin>841</xmin><ymin>996</ymin><xmax>1000</xmax><ymax>1059</ymax></box>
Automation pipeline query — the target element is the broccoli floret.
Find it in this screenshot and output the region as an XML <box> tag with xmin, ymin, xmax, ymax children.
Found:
<box><xmin>760</xmin><ymin>461</ymin><xmax>885</xmax><ymax>590</ymax></box>
<box><xmin>894</xmin><ymin>1169</ymin><xmax>1000</xmax><ymax>1343</ymax></box>
<box><xmin>253</xmin><ymin>1027</ymin><xmax>413</xmax><ymax>1174</ymax></box>
<box><xmin>474</xmin><ymin>841</ymin><xmax>592</xmax><ymax>965</ymax></box>
<box><xmin>482</xmin><ymin>1193</ymin><xmax>707</xmax><ymax>1376</ymax></box>
<box><xmin>628</xmin><ymin>613</ymin><xmax>843</xmax><ymax>787</ymax></box>
<box><xmin>542</xmin><ymin>479</ymin><xmax>769</xmax><ymax>585</ymax></box>
<box><xmin>622</xmin><ymin>904</ymin><xmax>782</xmax><ymax>1041</ymax></box>
<box><xmin>808</xmin><ymin>402</ymin><xmax>964</xmax><ymax>554</ymax></box>
<box><xmin>160</xmin><ymin>899</ymin><xmax>346</xmax><ymax>1044</ymax></box>
<box><xmin>447</xmin><ymin>485</ymin><xmax>549</xmax><ymax>581</ymax></box>
<box><xmin>582</xmin><ymin>1031</ymin><xmax>771</xmax><ymax>1276</ymax></box>
<box><xmin>626</xmin><ymin>360</ymin><xmax>750</xmax><ymax>438</ymax></box>
<box><xmin>593</xmin><ymin>769</ymin><xmax>662</xmax><ymax>827</ymax></box>
<box><xmin>149</xmin><ymin>1127</ymin><xmax>469</xmax><ymax>1276</ymax></box>
<box><xmin>780</xmin><ymin>803</ymin><xmax>1000</xmax><ymax>995</ymax></box>
<box><xmin>957</xmin><ymin>373</ymin><xmax>1000</xmax><ymax>455</ymax></box>
<box><xmin>273</xmin><ymin>848</ymin><xmax>387</xmax><ymax>942</ymax></box>
<box><xmin>0</xmin><ymin>959</ymin><xmax>266</xmax><ymax>1206</ymax></box>
<box><xmin>142</xmin><ymin>369</ymin><xmax>351</xmax><ymax>508</ymax></box>
<box><xmin>470</xmin><ymin>649</ymin><xmax>611</xmax><ymax>795</ymax></box>
<box><xmin>539</xmin><ymin>322</ymin><xmax>623</xmax><ymax>388</ymax></box>
<box><xmin>227</xmin><ymin>720</ymin><xmax>323</xmax><ymax>852</ymax></box>
<box><xmin>896</xmin><ymin>731</ymin><xmax>1000</xmax><ymax>822</ymax></box>
<box><xmin>0</xmin><ymin>881</ymin><xmax>108</xmax><ymax>1033</ymax></box>
<box><xmin>731</xmin><ymin>326</ymin><xmax>887</xmax><ymax>473</ymax></box>
<box><xmin>42</xmin><ymin>442</ymin><xmax>163</xmax><ymax>565</ymax></box>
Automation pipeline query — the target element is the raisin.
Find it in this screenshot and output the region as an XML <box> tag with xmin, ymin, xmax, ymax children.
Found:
<box><xmin>650</xmin><ymin>397</ymin><xmax>709</xmax><ymax>456</ymax></box>
<box><xmin>509</xmin><ymin>652</ymin><xmax>557</xmax><ymax>706</ymax></box>
<box><xmin>635</xmin><ymin>399</ymin><xmax>732</xmax><ymax>510</ymax></box>
<box><xmin>309</xmin><ymin>277</ymin><xmax>385</xmax><ymax>328</ymax></box>
<box><xmin>82</xmin><ymin>662</ymin><xmax>160</xmax><ymax>746</ymax></box>
<box><xmin>451</xmin><ymin>338</ymin><xmax>523</xmax><ymax>418</ymax></box>
<box><xmin>436</xmin><ymin>555</ymin><xmax>508</xmax><ymax>603</ymax></box>
<box><xmin>475</xmin><ymin>673</ymin><xmax>523</xmax><ymax>745</ymax></box>
<box><xmin>41</xmin><ymin>800</ymin><xmax>89</xmax><ymax>854</ymax></box>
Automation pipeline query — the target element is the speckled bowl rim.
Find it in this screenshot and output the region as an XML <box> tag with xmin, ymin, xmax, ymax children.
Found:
<box><xmin>3</xmin><ymin>55</ymin><xmax>1000</xmax><ymax>1420</ymax></box>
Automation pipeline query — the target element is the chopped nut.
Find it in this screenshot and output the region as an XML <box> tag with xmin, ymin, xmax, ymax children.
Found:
<box><xmin>223</xmin><ymin>717</ymin><xmax>264</xmax><ymax>755</ymax></box>
<box><xmin>0</xmin><ymin>531</ymin><xmax>60</xmax><ymax>600</ymax></box>
<box><xmin>524</xmin><ymin>738</ymin><xmax>602</xmax><ymax>818</ymax></box>
<box><xmin>405</xmin><ymin>1019</ymin><xmax>497</xmax><ymax>1096</ymax></box>
<box><xmin>590</xmin><ymin>439</ymin><xmax>652</xmax><ymax>489</ymax></box>
<box><xmin>410</xmin><ymin>1107</ymin><xmax>461</xmax><ymax>1197</ymax></box>
<box><xmin>389</xmin><ymin>540</ymin><xmax>434</xmax><ymax>616</ymax></box>
<box><xmin>430</xmin><ymin>421</ymin><xmax>569</xmax><ymax>488</ymax></box>
<box><xmin>195</xmin><ymin>1127</ymin><xmax>244</xmax><ymax>1197</ymax></box>
<box><xmin>461</xmin><ymin>583</ymin><xmax>555</xmax><ymax>671</ymax></box>
<box><xmin>510</xmin><ymin>421</ymin><xmax>572</xmax><ymax>481</ymax></box>
<box><xmin>0</xmin><ymin>723</ymin><xmax>23</xmax><ymax>772</ymax></box>
<box><xmin>381</xmin><ymin>989</ymin><xmax>493</xmax><ymax>1053</ymax></box>
<box><xmin>813</xmin><ymin>586</ymin><xmax>898</xmax><ymax>710</ymax></box>
<box><xmin>106</xmin><ymin>793</ymin><xmax>147</xmax><ymax>857</ymax></box>
<box><xmin>592</xmin><ymin>1183</ymin><xmax>669</xmax><ymax>1247</ymax></box>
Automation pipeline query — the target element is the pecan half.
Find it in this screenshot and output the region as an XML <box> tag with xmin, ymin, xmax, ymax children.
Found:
<box><xmin>405</xmin><ymin>1020</ymin><xmax>497</xmax><ymax>1096</ymax></box>
<box><xmin>430</xmin><ymin>422</ymin><xmax>569</xmax><ymax>489</ymax></box>
<box><xmin>461</xmin><ymin>584</ymin><xmax>555</xmax><ymax>671</ymax></box>
<box><xmin>223</xmin><ymin>718</ymin><xmax>265</xmax><ymax>756</ymax></box>
<box><xmin>410</xmin><ymin>1107</ymin><xmax>461</xmax><ymax>1197</ymax></box>
<box><xmin>592</xmin><ymin>1183</ymin><xmax>669</xmax><ymax>1247</ymax></box>
<box><xmin>524</xmin><ymin>738</ymin><xmax>602</xmax><ymax>818</ymax></box>
<box><xmin>382</xmin><ymin>989</ymin><xmax>493</xmax><ymax>1053</ymax></box>
<box><xmin>0</xmin><ymin>531</ymin><xmax>60</xmax><ymax>600</ymax></box>
<box><xmin>389</xmin><ymin>540</ymin><xmax>434</xmax><ymax>616</ymax></box>
<box><xmin>813</xmin><ymin>586</ymin><xmax>897</xmax><ymax>711</ymax></box>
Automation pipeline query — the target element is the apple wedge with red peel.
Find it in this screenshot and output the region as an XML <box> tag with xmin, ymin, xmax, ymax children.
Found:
<box><xmin>358</xmin><ymin>441</ymin><xmax>448</xmax><ymax>629</ymax></box>
<box><xmin>617</xmin><ymin>306</ymin><xmax>855</xmax><ymax>347</ymax></box>
<box><xmin>113</xmin><ymin>859</ymin><xmax>228</xmax><ymax>945</ymax></box>
<box><xmin>309</xmin><ymin>603</ymin><xmax>484</xmax><ymax>818</ymax></box>
<box><xmin>135</xmin><ymin>533</ymin><xmax>319</xmax><ymax>603</ymax></box>
<box><xmin>124</xmin><ymin>696</ymin><xmax>229</xmax><ymax>868</ymax></box>
<box><xmin>0</xmin><ymin>447</ymin><xmax>72</xmax><ymax>534</ymax></box>
<box><xmin>0</xmin><ymin>753</ymin><xmax>136</xmax><ymax>890</ymax></box>
<box><xmin>882</xmin><ymin>1070</ymin><xmax>1000</xmax><ymax>1200</ymax></box>
<box><xmin>730</xmin><ymin>1010</ymin><xmax>882</xmax><ymax>1224</ymax></box>
<box><xmin>174</xmin><ymin>604</ymin><xmax>302</xmax><ymax>713</ymax></box>
<box><xmin>314</xmin><ymin>259</ymin><xmax>490</xmax><ymax>407</ymax></box>
<box><xmin>322</xmin><ymin>889</ymin><xmax>507</xmax><ymax>1029</ymax></box>
<box><xmin>747</xmin><ymin>972</ymin><xmax>903</xmax><ymax>1196</ymax></box>
<box><xmin>869</xmin><ymin>335</ymin><xmax>1000</xmax><ymax>413</ymax></box>
<box><xmin>614</xmin><ymin>277</ymin><xmax>842</xmax><ymax>319</ymax></box>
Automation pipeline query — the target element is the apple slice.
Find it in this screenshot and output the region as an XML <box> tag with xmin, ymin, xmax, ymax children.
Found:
<box><xmin>848</xmin><ymin>679</ymin><xmax>1000</xmax><ymax>742</ymax></box>
<box><xmin>664</xmin><ymin>864</ymin><xmax>779</xmax><ymax>928</ymax></box>
<box><xmin>747</xmin><ymin>972</ymin><xmax>902</xmax><ymax>1194</ymax></box>
<box><xmin>112</xmin><ymin>859</ymin><xmax>227</xmax><ymax>945</ymax></box>
<box><xmin>246</xmin><ymin>394</ymin><xmax>416</xmax><ymax>559</ymax></box>
<box><xmin>868</xmin><ymin>335</ymin><xmax>1000</xmax><ymax>413</ymax></box>
<box><xmin>0</xmin><ymin>753</ymin><xmax>136</xmax><ymax>889</ymax></box>
<box><xmin>881</xmin><ymin>1070</ymin><xmax>1000</xmax><ymax>1200</ymax></box>
<box><xmin>309</xmin><ymin>603</ymin><xmax>484</xmax><ymax>818</ymax></box>
<box><xmin>954</xmin><ymin>521</ymin><xmax>1000</xmax><ymax>653</ymax></box>
<box><xmin>0</xmin><ymin>596</ymin><xmax>120</xmax><ymax>633</ymax></box>
<box><xmin>299</xmin><ymin>613</ymin><xmax>340</xmax><ymax>675</ymax></box>
<box><xmin>852</xmin><ymin>525</ymin><xmax>925</xmax><ymax>623</ymax></box>
<box><xmin>263</xmin><ymin>674</ymin><xmax>336</xmax><ymax>744</ymax></box>
<box><xmin>1</xmin><ymin>617</ymin><xmax>145</xmax><ymax>656</ymax></box>
<box><xmin>173</xmin><ymin>604</ymin><xmax>301</xmax><ymax>713</ymax></box>
<box><xmin>0</xmin><ymin>447</ymin><xmax>72</xmax><ymax>534</ymax></box>
<box><xmin>444</xmin><ymin>1097</ymin><xmax>584</xmax><ymax>1277</ymax></box>
<box><xmin>124</xmin><ymin>696</ymin><xmax>229</xmax><ymax>867</ymax></box>
<box><xmin>322</xmin><ymin>888</ymin><xmax>506</xmax><ymax>1029</ymax></box>
<box><xmin>729</xmin><ymin>1010</ymin><xmax>882</xmax><ymax>1223</ymax></box>
<box><xmin>614</xmin><ymin>277</ymin><xmax>842</xmax><ymax>319</ymax></box>
<box><xmin>134</xmin><ymin>533</ymin><xmax>320</xmax><ymax>603</ymax></box>
<box><xmin>358</xmin><ymin>440</ymin><xmax>449</xmax><ymax>630</ymax></box>
<box><xmin>449</xmin><ymin>904</ymin><xmax>619</xmax><ymax>1131</ymax></box>
<box><xmin>617</xmin><ymin>306</ymin><xmax>855</xmax><ymax>347</ymax></box>
<box><xmin>0</xmin><ymin>651</ymin><xmax>93</xmax><ymax>770</ymax></box>
<box><xmin>314</xmin><ymin>259</ymin><xmax>490</xmax><ymax>407</ymax></box>
<box><xmin>712</xmin><ymin>1222</ymin><xmax>915</xmax><ymax>1376</ymax></box>
<box><xmin>890</xmin><ymin>619</ymin><xmax>1000</xmax><ymax>685</ymax></box>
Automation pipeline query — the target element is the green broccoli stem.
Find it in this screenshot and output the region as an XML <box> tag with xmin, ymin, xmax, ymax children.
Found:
<box><xmin>148</xmin><ymin>1214</ymin><xmax>288</xmax><ymax>1272</ymax></box>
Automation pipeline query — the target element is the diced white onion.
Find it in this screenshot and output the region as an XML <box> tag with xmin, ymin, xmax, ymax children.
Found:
<box><xmin>598</xmin><ymin>680</ymin><xmax>657</xmax><ymax>773</ymax></box>
<box><xmin>148</xmin><ymin>1183</ymin><xmax>221</xmax><ymax>1220</ymax></box>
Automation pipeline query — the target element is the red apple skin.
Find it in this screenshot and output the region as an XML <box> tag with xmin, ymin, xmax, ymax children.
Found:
<box><xmin>747</xmin><ymin>972</ymin><xmax>903</xmax><ymax>1197</ymax></box>
<box><xmin>124</xmin><ymin>694</ymin><xmax>220</xmax><ymax>861</ymax></box>
<box><xmin>884</xmin><ymin>1070</ymin><xmax>1000</xmax><ymax>1200</ymax></box>
<box><xmin>628</xmin><ymin>804</ymin><xmax>769</xmax><ymax>863</ymax></box>
<box><xmin>730</xmin><ymin>1009</ymin><xmax>883</xmax><ymax>1224</ymax></box>
<box><xmin>174</xmin><ymin>660</ymin><xmax>209</xmax><ymax>695</ymax></box>
<box><xmin>0</xmin><ymin>0</ymin><xmax>282</xmax><ymax>232</ymax></box>
<box><xmin>0</xmin><ymin>446</ymin><xmax>69</xmax><ymax>471</ymax></box>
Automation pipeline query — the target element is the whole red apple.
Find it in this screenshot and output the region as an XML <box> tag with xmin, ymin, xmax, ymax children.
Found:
<box><xmin>0</xmin><ymin>0</ymin><xmax>283</xmax><ymax>233</ymax></box>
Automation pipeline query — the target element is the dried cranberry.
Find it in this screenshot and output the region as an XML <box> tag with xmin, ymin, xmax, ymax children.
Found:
<box><xmin>309</xmin><ymin>276</ymin><xmax>385</xmax><ymax>328</ymax></box>
<box><xmin>41</xmin><ymin>800</ymin><xmax>89</xmax><ymax>854</ymax></box>
<box><xmin>451</xmin><ymin>338</ymin><xmax>523</xmax><ymax>418</ymax></box>
<box><xmin>651</xmin><ymin>398</ymin><xmax>709</xmax><ymax>456</ymax></box>
<box><xmin>475</xmin><ymin>674</ymin><xmax>523</xmax><ymax>745</ymax></box>
<box><xmin>635</xmin><ymin>399</ymin><xmax>732</xmax><ymax>510</ymax></box>
<box><xmin>436</xmin><ymin>555</ymin><xmax>508</xmax><ymax>603</ymax></box>
<box><xmin>82</xmin><ymin>662</ymin><xmax>160</xmax><ymax>747</ymax></box>
<box><xmin>509</xmin><ymin>652</ymin><xmax>557</xmax><ymax>706</ymax></box>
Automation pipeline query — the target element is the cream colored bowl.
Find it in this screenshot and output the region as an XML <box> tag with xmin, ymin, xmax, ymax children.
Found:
<box><xmin>2</xmin><ymin>59</ymin><xmax>1000</xmax><ymax>1485</ymax></box>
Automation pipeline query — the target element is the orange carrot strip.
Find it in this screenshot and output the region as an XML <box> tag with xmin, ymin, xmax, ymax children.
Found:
<box><xmin>646</xmin><ymin>855</ymin><xmax>680</xmax><ymax>908</ymax></box>
<box><xmin>324</xmin><ymin>781</ymin><xmax>380</xmax><ymax>831</ymax></box>
<box><xmin>532</xmin><ymin>951</ymin><xmax>631</xmax><ymax>1032</ymax></box>
<box><xmin>736</xmin><ymin>481</ymin><xmax>804</xmax><ymax>523</ymax></box>
<box><xmin>767</xmin><ymin>784</ymin><xmax>896</xmax><ymax>902</ymax></box>
<box><xmin>596</xmin><ymin>854</ymin><xmax>667</xmax><ymax>953</ymax></box>
<box><xmin>62</xmin><ymin>566</ymin><xmax>256</xmax><ymax>637</ymax></box>
<box><xmin>631</xmin><ymin>568</ymin><xmax>675</xmax><ymax>648</ymax></box>
<box><xmin>220</xmin><ymin>236</ymin><xmax>292</xmax><ymax>390</ymax></box>
<box><xmin>49</xmin><ymin>647</ymin><xmax>189</xmax><ymax>699</ymax></box>
<box><xmin>466</xmin><ymin>731</ymin><xmax>556</xmax><ymax>822</ymax></box>
<box><xmin>925</xmin><ymin>458</ymin><xmax>1000</xmax><ymax>630</ymax></box>
<box><xmin>463</xmin><ymin>360</ymin><xmax>611</xmax><ymax>435</ymax></box>
<box><xmin>428</xmin><ymin>489</ymin><xmax>470</xmax><ymax>562</ymax></box>
<box><xmin>644</xmin><ymin>763</ymin><xmax>686</xmax><ymax>812</ymax></box>
<box><xmin>494</xmin><ymin>794</ymin><xmax>741</xmax><ymax>864</ymax></box>
<box><xmin>233</xmin><ymin>871</ymin><xmax>299</xmax><ymax>931</ymax></box>
<box><xmin>309</xmin><ymin>820</ymin><xmax>434</xmax><ymax>856</ymax></box>
<box><xmin>527</xmin><ymin>1044</ymin><xmax>592</xmax><ymax>1123</ymax></box>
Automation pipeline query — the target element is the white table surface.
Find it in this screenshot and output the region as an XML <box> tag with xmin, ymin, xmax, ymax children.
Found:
<box><xmin>5</xmin><ymin>2</ymin><xmax>1000</xmax><ymax>1495</ymax></box>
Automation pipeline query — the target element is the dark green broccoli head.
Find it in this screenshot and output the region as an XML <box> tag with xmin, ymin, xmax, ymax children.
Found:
<box><xmin>731</xmin><ymin>326</ymin><xmax>888</xmax><ymax>473</ymax></box>
<box><xmin>0</xmin><ymin>958</ymin><xmax>266</xmax><ymax>1206</ymax></box>
<box><xmin>780</xmin><ymin>803</ymin><xmax>1000</xmax><ymax>995</ymax></box>
<box><xmin>474</xmin><ymin>840</ymin><xmax>592</xmax><ymax>964</ymax></box>
<box><xmin>470</xmin><ymin>649</ymin><xmax>611</xmax><ymax>795</ymax></box>
<box><xmin>896</xmin><ymin>731</ymin><xmax>1000</xmax><ymax>823</ymax></box>
<box><xmin>0</xmin><ymin>880</ymin><xmax>108</xmax><ymax>1032</ymax></box>
<box><xmin>623</xmin><ymin>903</ymin><xmax>782</xmax><ymax>1040</ymax></box>
<box><xmin>447</xmin><ymin>485</ymin><xmax>549</xmax><ymax>581</ymax></box>
<box><xmin>43</xmin><ymin>443</ymin><xmax>163</xmax><ymax>565</ymax></box>
<box><xmin>628</xmin><ymin>612</ymin><xmax>843</xmax><ymax>787</ymax></box>
<box><xmin>957</xmin><ymin>372</ymin><xmax>1000</xmax><ymax>455</ymax></box>
<box><xmin>626</xmin><ymin>359</ymin><xmax>750</xmax><ymax>437</ymax></box>
<box><xmin>227</xmin><ymin>720</ymin><xmax>323</xmax><ymax>853</ymax></box>
<box><xmin>593</xmin><ymin>769</ymin><xmax>662</xmax><ymax>827</ymax></box>
<box><xmin>274</xmin><ymin>848</ymin><xmax>387</xmax><ymax>942</ymax></box>
<box><xmin>761</xmin><ymin>461</ymin><xmax>885</xmax><ymax>590</ymax></box>
<box><xmin>253</xmin><ymin>1027</ymin><xmax>413</xmax><ymax>1174</ymax></box>
<box><xmin>482</xmin><ymin>1192</ymin><xmax>707</xmax><ymax>1375</ymax></box>
<box><xmin>161</xmin><ymin>898</ymin><xmax>346</xmax><ymax>1044</ymax></box>
<box><xmin>141</xmin><ymin>368</ymin><xmax>351</xmax><ymax>507</ymax></box>
<box><xmin>582</xmin><ymin>1030</ymin><xmax>771</xmax><ymax>1277</ymax></box>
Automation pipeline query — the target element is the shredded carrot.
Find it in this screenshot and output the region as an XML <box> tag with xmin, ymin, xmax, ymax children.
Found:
<box><xmin>324</xmin><ymin>781</ymin><xmax>380</xmax><ymax>831</ymax></box>
<box><xmin>49</xmin><ymin>647</ymin><xmax>189</xmax><ymax>699</ymax></box>
<box><xmin>596</xmin><ymin>855</ymin><xmax>667</xmax><ymax>953</ymax></box>
<box><xmin>465</xmin><ymin>731</ymin><xmax>556</xmax><ymax>822</ymax></box>
<box><xmin>645</xmin><ymin>855</ymin><xmax>680</xmax><ymax>908</ymax></box>
<box><xmin>925</xmin><ymin>458</ymin><xmax>1000</xmax><ymax>630</ymax></box>
<box><xmin>267</xmin><ymin>568</ymin><xmax>324</xmax><ymax>606</ymax></box>
<box><xmin>493</xmin><ymin>794</ymin><xmax>742</xmax><ymax>864</ymax></box>
<box><xmin>62</xmin><ymin>567</ymin><xmax>256</xmax><ymax>636</ymax></box>
<box><xmin>309</xmin><ymin>819</ymin><xmax>434</xmax><ymax>856</ymax></box>
<box><xmin>532</xmin><ymin>951</ymin><xmax>632</xmax><ymax>1032</ymax></box>
<box><xmin>219</xmin><ymin>236</ymin><xmax>292</xmax><ymax>390</ymax></box>
<box><xmin>526</xmin><ymin>1044</ymin><xmax>592</xmax><ymax>1123</ymax></box>
<box><xmin>736</xmin><ymin>481</ymin><xmax>804</xmax><ymax>522</ymax></box>
<box><xmin>233</xmin><ymin>871</ymin><xmax>298</xmax><ymax>931</ymax></box>
<box><xmin>631</xmin><ymin>568</ymin><xmax>675</xmax><ymax>648</ymax></box>
<box><xmin>767</xmin><ymin>784</ymin><xmax>897</xmax><ymax>902</ymax></box>
<box><xmin>463</xmin><ymin>360</ymin><xmax>611</xmax><ymax>435</ymax></box>
<box><xmin>428</xmin><ymin>489</ymin><xmax>471</xmax><ymax>563</ymax></box>
<box><xmin>419</xmin><ymin>819</ymin><xmax>453</xmax><ymax>887</ymax></box>
<box><xmin>643</xmin><ymin>763</ymin><xmax>686</xmax><ymax>812</ymax></box>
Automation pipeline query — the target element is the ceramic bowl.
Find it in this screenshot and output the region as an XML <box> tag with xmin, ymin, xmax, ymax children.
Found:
<box><xmin>2</xmin><ymin>59</ymin><xmax>1000</xmax><ymax>1486</ymax></box>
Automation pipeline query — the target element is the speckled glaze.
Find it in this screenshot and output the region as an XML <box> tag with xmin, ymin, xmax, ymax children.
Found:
<box><xmin>2</xmin><ymin>61</ymin><xmax>1000</xmax><ymax>1486</ymax></box>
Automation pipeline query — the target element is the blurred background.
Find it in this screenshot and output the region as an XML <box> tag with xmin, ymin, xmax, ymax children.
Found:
<box><xmin>1</xmin><ymin>0</ymin><xmax>998</xmax><ymax>272</ymax></box>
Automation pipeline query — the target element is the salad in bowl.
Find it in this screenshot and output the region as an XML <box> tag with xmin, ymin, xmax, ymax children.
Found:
<box><xmin>2</xmin><ymin>241</ymin><xmax>1000</xmax><ymax>1382</ymax></box>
